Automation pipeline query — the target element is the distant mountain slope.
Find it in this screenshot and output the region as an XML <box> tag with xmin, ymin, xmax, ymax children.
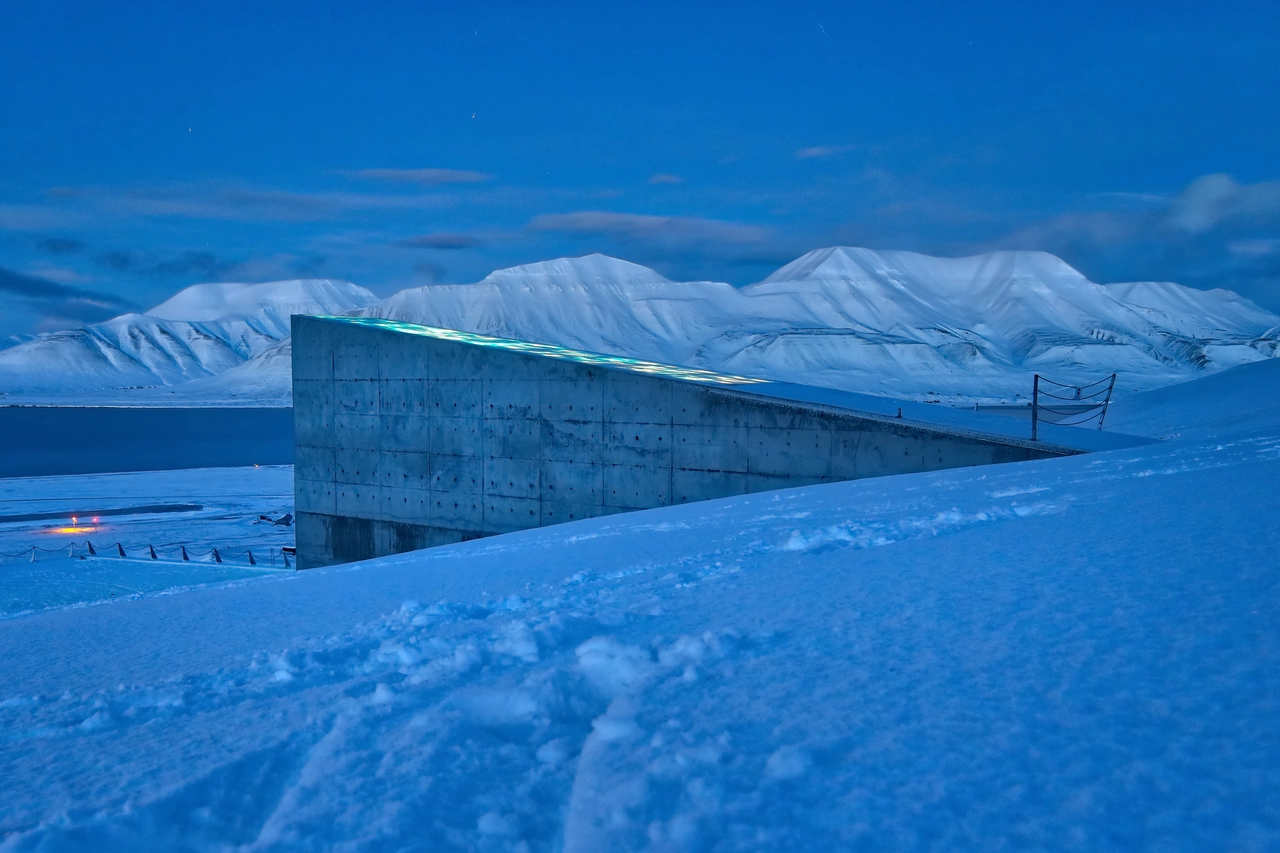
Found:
<box><xmin>365</xmin><ymin>255</ymin><xmax>744</xmax><ymax>361</ymax></box>
<box><xmin>0</xmin><ymin>280</ymin><xmax>378</xmax><ymax>401</ymax></box>
<box><xmin>4</xmin><ymin>252</ymin><xmax>1277</xmax><ymax>406</ymax></box>
<box><xmin>363</xmin><ymin>250</ymin><xmax>1280</xmax><ymax>403</ymax></box>
<box><xmin>1104</xmin><ymin>280</ymin><xmax>1280</xmax><ymax>340</ymax></box>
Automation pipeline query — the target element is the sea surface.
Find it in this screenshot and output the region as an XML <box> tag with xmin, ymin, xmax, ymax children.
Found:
<box><xmin>0</xmin><ymin>406</ymin><xmax>294</xmax><ymax>478</ymax></box>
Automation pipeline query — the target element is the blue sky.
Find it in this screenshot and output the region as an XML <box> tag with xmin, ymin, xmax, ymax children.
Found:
<box><xmin>1</xmin><ymin>0</ymin><xmax>1278</xmax><ymax>337</ymax></box>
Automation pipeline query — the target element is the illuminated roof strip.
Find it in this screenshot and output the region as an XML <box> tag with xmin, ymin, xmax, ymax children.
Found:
<box><xmin>316</xmin><ymin>315</ymin><xmax>772</xmax><ymax>386</ymax></box>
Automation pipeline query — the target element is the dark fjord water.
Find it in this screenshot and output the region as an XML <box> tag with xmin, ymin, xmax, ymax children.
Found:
<box><xmin>0</xmin><ymin>407</ymin><xmax>294</xmax><ymax>478</ymax></box>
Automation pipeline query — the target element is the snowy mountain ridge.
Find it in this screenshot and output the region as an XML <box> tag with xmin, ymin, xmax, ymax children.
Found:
<box><xmin>0</xmin><ymin>279</ymin><xmax>378</xmax><ymax>399</ymax></box>
<box><xmin>362</xmin><ymin>250</ymin><xmax>1280</xmax><ymax>404</ymax></box>
<box><xmin>1</xmin><ymin>251</ymin><xmax>1277</xmax><ymax>406</ymax></box>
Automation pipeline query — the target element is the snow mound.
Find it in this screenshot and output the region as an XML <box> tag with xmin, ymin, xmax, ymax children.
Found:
<box><xmin>1108</xmin><ymin>356</ymin><xmax>1280</xmax><ymax>441</ymax></box>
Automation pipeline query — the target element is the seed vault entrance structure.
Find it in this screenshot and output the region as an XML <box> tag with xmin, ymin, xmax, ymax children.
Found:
<box><xmin>292</xmin><ymin>315</ymin><xmax>1075</xmax><ymax>569</ymax></box>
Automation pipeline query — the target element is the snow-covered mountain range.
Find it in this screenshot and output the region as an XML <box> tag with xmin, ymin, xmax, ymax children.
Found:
<box><xmin>361</xmin><ymin>249</ymin><xmax>1279</xmax><ymax>403</ymax></box>
<box><xmin>0</xmin><ymin>280</ymin><xmax>378</xmax><ymax>402</ymax></box>
<box><xmin>2</xmin><ymin>250</ymin><xmax>1276</xmax><ymax>406</ymax></box>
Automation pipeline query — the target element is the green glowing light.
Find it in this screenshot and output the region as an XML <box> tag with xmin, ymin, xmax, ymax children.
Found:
<box><xmin>315</xmin><ymin>316</ymin><xmax>772</xmax><ymax>386</ymax></box>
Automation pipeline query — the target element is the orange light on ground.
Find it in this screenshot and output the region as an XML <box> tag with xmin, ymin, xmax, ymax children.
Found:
<box><xmin>48</xmin><ymin>526</ymin><xmax>96</xmax><ymax>534</ymax></box>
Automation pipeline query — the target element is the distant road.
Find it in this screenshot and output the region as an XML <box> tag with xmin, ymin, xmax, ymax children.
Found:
<box><xmin>0</xmin><ymin>407</ymin><xmax>294</xmax><ymax>478</ymax></box>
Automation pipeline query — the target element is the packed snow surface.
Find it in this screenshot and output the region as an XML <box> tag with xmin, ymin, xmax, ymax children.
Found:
<box><xmin>3</xmin><ymin>251</ymin><xmax>1277</xmax><ymax>406</ymax></box>
<box><xmin>0</xmin><ymin>466</ymin><xmax>295</xmax><ymax>618</ymax></box>
<box><xmin>1107</xmin><ymin>355</ymin><xmax>1280</xmax><ymax>441</ymax></box>
<box><xmin>0</xmin><ymin>279</ymin><xmax>377</xmax><ymax>403</ymax></box>
<box><xmin>1</xmin><ymin>362</ymin><xmax>1277</xmax><ymax>850</ymax></box>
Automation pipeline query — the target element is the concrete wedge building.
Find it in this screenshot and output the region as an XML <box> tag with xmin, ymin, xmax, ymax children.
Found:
<box><xmin>292</xmin><ymin>315</ymin><xmax>1142</xmax><ymax>568</ymax></box>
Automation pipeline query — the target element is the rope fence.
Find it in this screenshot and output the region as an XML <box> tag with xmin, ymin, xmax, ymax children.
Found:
<box><xmin>0</xmin><ymin>541</ymin><xmax>297</xmax><ymax>569</ymax></box>
<box><xmin>1031</xmin><ymin>373</ymin><xmax>1117</xmax><ymax>440</ymax></box>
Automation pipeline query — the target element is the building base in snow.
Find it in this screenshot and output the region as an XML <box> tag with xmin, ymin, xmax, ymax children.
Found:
<box><xmin>292</xmin><ymin>315</ymin><xmax>1092</xmax><ymax>569</ymax></box>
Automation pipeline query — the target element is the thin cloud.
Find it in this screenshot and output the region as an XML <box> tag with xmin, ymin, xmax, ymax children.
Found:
<box><xmin>222</xmin><ymin>253</ymin><xmax>329</xmax><ymax>282</ymax></box>
<box><xmin>528</xmin><ymin>211</ymin><xmax>792</xmax><ymax>276</ymax></box>
<box><xmin>0</xmin><ymin>265</ymin><xmax>135</xmax><ymax>326</ymax></box>
<box><xmin>983</xmin><ymin>172</ymin><xmax>1280</xmax><ymax>310</ymax></box>
<box><xmin>94</xmin><ymin>251</ymin><xmax>135</xmax><ymax>272</ymax></box>
<box><xmin>993</xmin><ymin>174</ymin><xmax>1280</xmax><ymax>253</ymax></box>
<box><xmin>648</xmin><ymin>173</ymin><xmax>683</xmax><ymax>185</ymax></box>
<box><xmin>347</xmin><ymin>168</ymin><xmax>493</xmax><ymax>186</ymax></box>
<box><xmin>44</xmin><ymin>182</ymin><xmax>461</xmax><ymax>223</ymax></box>
<box><xmin>25</xmin><ymin>262</ymin><xmax>94</xmax><ymax>284</ymax></box>
<box><xmin>1165</xmin><ymin>173</ymin><xmax>1280</xmax><ymax>235</ymax></box>
<box><xmin>91</xmin><ymin>249</ymin><xmax>230</xmax><ymax>279</ymax></box>
<box><xmin>149</xmin><ymin>251</ymin><xmax>228</xmax><ymax>279</ymax></box>
<box><xmin>0</xmin><ymin>202</ymin><xmax>87</xmax><ymax>231</ymax></box>
<box><xmin>396</xmin><ymin>232</ymin><xmax>486</xmax><ymax>250</ymax></box>
<box><xmin>797</xmin><ymin>144</ymin><xmax>857</xmax><ymax>159</ymax></box>
<box><xmin>530</xmin><ymin>211</ymin><xmax>769</xmax><ymax>248</ymax></box>
<box><xmin>32</xmin><ymin>299</ymin><xmax>130</xmax><ymax>330</ymax></box>
<box><xmin>33</xmin><ymin>236</ymin><xmax>86</xmax><ymax>255</ymax></box>
<box><xmin>1228</xmin><ymin>238</ymin><xmax>1280</xmax><ymax>258</ymax></box>
<box><xmin>8</xmin><ymin>179</ymin><xmax>617</xmax><ymax>231</ymax></box>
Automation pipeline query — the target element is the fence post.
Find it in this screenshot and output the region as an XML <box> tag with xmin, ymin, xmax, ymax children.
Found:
<box><xmin>117</xmin><ymin>543</ymin><xmax>126</xmax><ymax>557</ymax></box>
<box><xmin>1098</xmin><ymin>373</ymin><xmax>1117</xmax><ymax>429</ymax></box>
<box><xmin>1031</xmin><ymin>374</ymin><xmax>1039</xmax><ymax>441</ymax></box>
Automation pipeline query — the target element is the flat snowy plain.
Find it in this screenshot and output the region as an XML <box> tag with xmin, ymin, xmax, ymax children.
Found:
<box><xmin>1</xmin><ymin>362</ymin><xmax>1278</xmax><ymax>850</ymax></box>
<box><xmin>0</xmin><ymin>466</ymin><xmax>295</xmax><ymax>618</ymax></box>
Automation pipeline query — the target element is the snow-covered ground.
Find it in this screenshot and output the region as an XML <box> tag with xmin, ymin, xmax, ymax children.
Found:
<box><xmin>1</xmin><ymin>362</ymin><xmax>1276</xmax><ymax>850</ymax></box>
<box><xmin>3</xmin><ymin>250</ymin><xmax>1277</xmax><ymax>407</ymax></box>
<box><xmin>1107</xmin><ymin>356</ymin><xmax>1280</xmax><ymax>442</ymax></box>
<box><xmin>0</xmin><ymin>466</ymin><xmax>296</xmax><ymax>619</ymax></box>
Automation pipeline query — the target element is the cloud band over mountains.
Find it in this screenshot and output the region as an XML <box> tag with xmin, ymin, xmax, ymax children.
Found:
<box><xmin>2</xmin><ymin>166</ymin><xmax>1279</xmax><ymax>340</ymax></box>
<box><xmin>0</xmin><ymin>265</ymin><xmax>135</xmax><ymax>328</ymax></box>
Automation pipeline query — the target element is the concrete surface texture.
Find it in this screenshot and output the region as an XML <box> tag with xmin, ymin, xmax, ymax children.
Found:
<box><xmin>292</xmin><ymin>316</ymin><xmax>1067</xmax><ymax>568</ymax></box>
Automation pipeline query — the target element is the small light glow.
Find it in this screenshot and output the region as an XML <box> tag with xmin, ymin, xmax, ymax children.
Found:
<box><xmin>72</xmin><ymin>516</ymin><xmax>78</xmax><ymax>525</ymax></box>
<box><xmin>50</xmin><ymin>526</ymin><xmax>95</xmax><ymax>534</ymax></box>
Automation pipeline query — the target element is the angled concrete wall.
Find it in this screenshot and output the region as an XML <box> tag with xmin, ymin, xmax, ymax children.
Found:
<box><xmin>293</xmin><ymin>316</ymin><xmax>1067</xmax><ymax>568</ymax></box>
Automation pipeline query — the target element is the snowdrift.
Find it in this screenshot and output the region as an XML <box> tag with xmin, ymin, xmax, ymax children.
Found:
<box><xmin>1</xmin><ymin>362</ymin><xmax>1277</xmax><ymax>848</ymax></box>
